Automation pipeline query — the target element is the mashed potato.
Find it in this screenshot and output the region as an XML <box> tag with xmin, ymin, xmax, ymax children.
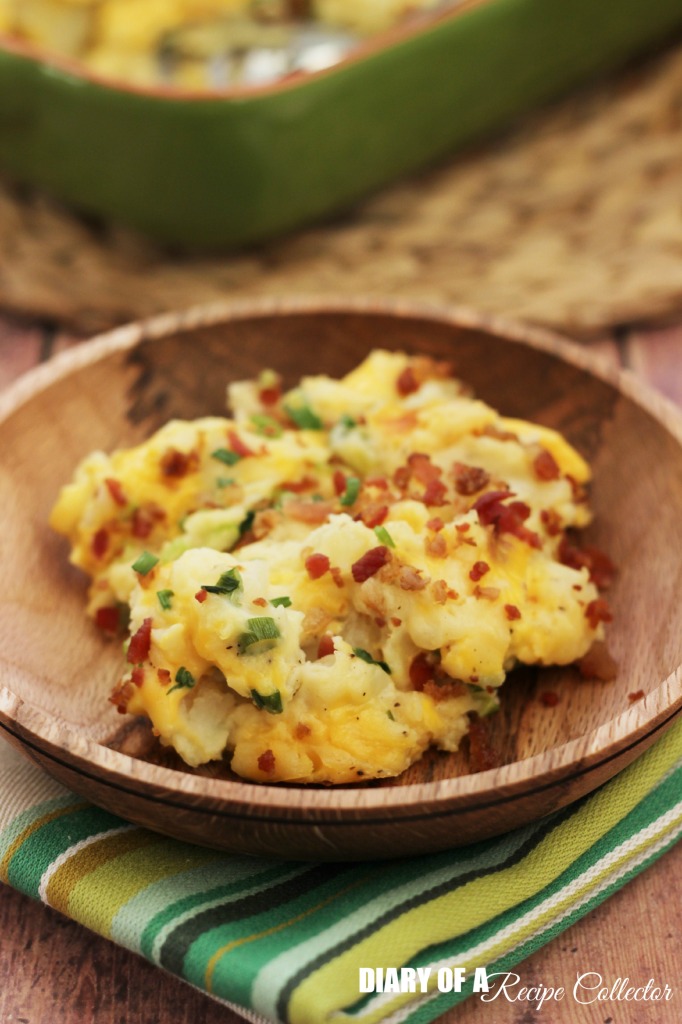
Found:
<box><xmin>0</xmin><ymin>0</ymin><xmax>441</xmax><ymax>86</ymax></box>
<box><xmin>51</xmin><ymin>349</ymin><xmax>613</xmax><ymax>783</ymax></box>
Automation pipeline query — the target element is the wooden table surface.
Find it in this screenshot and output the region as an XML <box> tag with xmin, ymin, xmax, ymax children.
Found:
<box><xmin>1</xmin><ymin>312</ymin><xmax>681</xmax><ymax>1024</ymax></box>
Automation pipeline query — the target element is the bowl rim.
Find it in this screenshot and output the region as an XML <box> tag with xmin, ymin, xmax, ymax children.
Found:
<box><xmin>2</xmin><ymin>294</ymin><xmax>682</xmax><ymax>819</ymax></box>
<box><xmin>0</xmin><ymin>0</ymin><xmax>486</xmax><ymax>102</ymax></box>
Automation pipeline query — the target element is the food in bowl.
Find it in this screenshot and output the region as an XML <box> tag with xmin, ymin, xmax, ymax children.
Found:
<box><xmin>0</xmin><ymin>0</ymin><xmax>443</xmax><ymax>86</ymax></box>
<box><xmin>50</xmin><ymin>349</ymin><xmax>614</xmax><ymax>784</ymax></box>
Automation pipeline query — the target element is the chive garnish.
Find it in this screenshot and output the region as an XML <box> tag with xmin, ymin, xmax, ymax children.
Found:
<box><xmin>132</xmin><ymin>551</ymin><xmax>159</xmax><ymax>575</ymax></box>
<box><xmin>250</xmin><ymin>414</ymin><xmax>283</xmax><ymax>438</ymax></box>
<box><xmin>339</xmin><ymin>413</ymin><xmax>357</xmax><ymax>429</ymax></box>
<box><xmin>339</xmin><ymin>476</ymin><xmax>361</xmax><ymax>507</ymax></box>
<box><xmin>238</xmin><ymin>616</ymin><xmax>281</xmax><ymax>654</ymax></box>
<box><xmin>374</xmin><ymin>525</ymin><xmax>396</xmax><ymax>548</ymax></box>
<box><xmin>202</xmin><ymin>568</ymin><xmax>242</xmax><ymax>596</ymax></box>
<box><xmin>353</xmin><ymin>648</ymin><xmax>391</xmax><ymax>674</ymax></box>
<box><xmin>250</xmin><ymin>689</ymin><xmax>284</xmax><ymax>714</ymax></box>
<box><xmin>216</xmin><ymin>476</ymin><xmax>235</xmax><ymax>488</ymax></box>
<box><xmin>168</xmin><ymin>666</ymin><xmax>195</xmax><ymax>693</ymax></box>
<box><xmin>284</xmin><ymin>403</ymin><xmax>323</xmax><ymax>431</ymax></box>
<box><xmin>212</xmin><ymin>448</ymin><xmax>241</xmax><ymax>466</ymax></box>
<box><xmin>156</xmin><ymin>589</ymin><xmax>174</xmax><ymax>611</ymax></box>
<box><xmin>270</xmin><ymin>596</ymin><xmax>292</xmax><ymax>608</ymax></box>
<box><xmin>238</xmin><ymin>510</ymin><xmax>255</xmax><ymax>537</ymax></box>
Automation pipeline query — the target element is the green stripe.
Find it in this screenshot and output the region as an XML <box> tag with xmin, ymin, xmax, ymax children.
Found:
<box><xmin>0</xmin><ymin>794</ymin><xmax>78</xmax><ymax>863</ymax></box>
<box><xmin>140</xmin><ymin>861</ymin><xmax>309</xmax><ymax>961</ymax></box>
<box><xmin>5</xmin><ymin>804</ymin><xmax>123</xmax><ymax>897</ymax></box>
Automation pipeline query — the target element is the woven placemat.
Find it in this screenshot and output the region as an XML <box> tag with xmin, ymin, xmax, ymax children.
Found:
<box><xmin>1</xmin><ymin>39</ymin><xmax>681</xmax><ymax>337</ymax></box>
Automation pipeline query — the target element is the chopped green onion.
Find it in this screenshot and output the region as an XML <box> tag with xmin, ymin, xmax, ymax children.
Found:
<box><xmin>156</xmin><ymin>589</ymin><xmax>174</xmax><ymax>611</ymax></box>
<box><xmin>339</xmin><ymin>476</ymin><xmax>361</xmax><ymax>506</ymax></box>
<box><xmin>216</xmin><ymin>476</ymin><xmax>235</xmax><ymax>489</ymax></box>
<box><xmin>250</xmin><ymin>689</ymin><xmax>283</xmax><ymax>714</ymax></box>
<box><xmin>270</xmin><ymin>596</ymin><xmax>292</xmax><ymax>607</ymax></box>
<box><xmin>339</xmin><ymin>413</ymin><xmax>357</xmax><ymax>429</ymax></box>
<box><xmin>386</xmin><ymin>709</ymin><xmax>395</xmax><ymax>721</ymax></box>
<box><xmin>168</xmin><ymin>666</ymin><xmax>195</xmax><ymax>693</ymax></box>
<box><xmin>353</xmin><ymin>648</ymin><xmax>391</xmax><ymax>674</ymax></box>
<box><xmin>202</xmin><ymin>568</ymin><xmax>242</xmax><ymax>596</ymax></box>
<box><xmin>212</xmin><ymin>447</ymin><xmax>241</xmax><ymax>466</ymax></box>
<box><xmin>374</xmin><ymin>525</ymin><xmax>396</xmax><ymax>548</ymax></box>
<box><xmin>238</xmin><ymin>616</ymin><xmax>281</xmax><ymax>654</ymax></box>
<box><xmin>250</xmin><ymin>414</ymin><xmax>283</xmax><ymax>438</ymax></box>
<box><xmin>132</xmin><ymin>551</ymin><xmax>159</xmax><ymax>575</ymax></box>
<box><xmin>238</xmin><ymin>510</ymin><xmax>255</xmax><ymax>537</ymax></box>
<box><xmin>284</xmin><ymin>403</ymin><xmax>323</xmax><ymax>431</ymax></box>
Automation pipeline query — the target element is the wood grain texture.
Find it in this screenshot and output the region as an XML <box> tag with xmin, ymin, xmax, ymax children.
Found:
<box><xmin>1</xmin><ymin>313</ymin><xmax>681</xmax><ymax>1023</ymax></box>
<box><xmin>1</xmin><ymin>299</ymin><xmax>682</xmax><ymax>859</ymax></box>
<box><xmin>1</xmin><ymin>37</ymin><xmax>682</xmax><ymax>338</ymax></box>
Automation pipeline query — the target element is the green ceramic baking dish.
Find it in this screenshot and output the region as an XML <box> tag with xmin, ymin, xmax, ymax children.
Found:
<box><xmin>1</xmin><ymin>0</ymin><xmax>681</xmax><ymax>249</ymax></box>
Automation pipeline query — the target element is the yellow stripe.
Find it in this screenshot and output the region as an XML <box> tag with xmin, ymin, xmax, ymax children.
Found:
<box><xmin>0</xmin><ymin>802</ymin><xmax>88</xmax><ymax>881</ymax></box>
<box><xmin>288</xmin><ymin>719</ymin><xmax>682</xmax><ymax>1024</ymax></box>
<box><xmin>205</xmin><ymin>873</ymin><xmax>379</xmax><ymax>993</ymax></box>
<box><xmin>345</xmin><ymin>803</ymin><xmax>682</xmax><ymax>1024</ymax></box>
<box><xmin>47</xmin><ymin>828</ymin><xmax>160</xmax><ymax>916</ymax></box>
<box><xmin>67</xmin><ymin>840</ymin><xmax>223</xmax><ymax>937</ymax></box>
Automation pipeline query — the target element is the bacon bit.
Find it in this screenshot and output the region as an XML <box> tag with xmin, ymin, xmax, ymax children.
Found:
<box><xmin>95</xmin><ymin>606</ymin><xmax>120</xmax><ymax>634</ymax></box>
<box><xmin>357</xmin><ymin>503</ymin><xmax>389</xmax><ymax>528</ymax></box>
<box><xmin>157</xmin><ymin>668</ymin><xmax>171</xmax><ymax>684</ymax></box>
<box><xmin>473</xmin><ymin>490</ymin><xmax>541</xmax><ymax>549</ymax></box>
<box><xmin>540</xmin><ymin>690</ymin><xmax>560</xmax><ymax>707</ymax></box>
<box><xmin>306</xmin><ymin>552</ymin><xmax>330</xmax><ymax>580</ymax></box>
<box><xmin>469</xmin><ymin>560</ymin><xmax>490</xmax><ymax>581</ymax></box>
<box><xmin>92</xmin><ymin>528</ymin><xmax>109</xmax><ymax>559</ymax></box>
<box><xmin>284</xmin><ymin>498</ymin><xmax>335</xmax><ymax>524</ymax></box>
<box><xmin>109</xmin><ymin>679</ymin><xmax>134</xmax><ymax>715</ymax></box>
<box><xmin>131</xmin><ymin>502</ymin><xmax>166</xmax><ymax>540</ymax></box>
<box><xmin>375</xmin><ymin>616</ymin><xmax>387</xmax><ymax>628</ymax></box>
<box><xmin>468</xmin><ymin>717</ymin><xmax>500</xmax><ymax>772</ymax></box>
<box><xmin>330</xmin><ymin>566</ymin><xmax>345</xmax><ymax>588</ymax></box>
<box><xmin>281</xmin><ymin>475</ymin><xmax>318</xmax><ymax>494</ymax></box>
<box><xmin>427</xmin><ymin>517</ymin><xmax>444</xmax><ymax>532</ymax></box>
<box><xmin>567</xmin><ymin>474</ymin><xmax>588</xmax><ymax>502</ymax></box>
<box><xmin>540</xmin><ymin>508</ymin><xmax>563</xmax><ymax>536</ymax></box>
<box><xmin>131</xmin><ymin>666</ymin><xmax>145</xmax><ymax>687</ymax></box>
<box><xmin>295</xmin><ymin>722</ymin><xmax>311</xmax><ymax>739</ymax></box>
<box><xmin>160</xmin><ymin>447</ymin><xmax>198</xmax><ymax>478</ymax></box>
<box><xmin>228</xmin><ymin>429</ymin><xmax>256</xmax><ymax>458</ymax></box>
<box><xmin>477</xmin><ymin>424</ymin><xmax>518</xmax><ymax>442</ymax></box>
<box><xmin>585</xmin><ymin>597</ymin><xmax>613</xmax><ymax>630</ymax></box>
<box><xmin>408</xmin><ymin>452</ymin><xmax>440</xmax><ymax>485</ymax></box>
<box><xmin>105</xmin><ymin>477</ymin><xmax>127</xmax><ymax>507</ymax></box>
<box><xmin>423</xmin><ymin>478</ymin><xmax>448</xmax><ymax>506</ymax></box>
<box><xmin>431</xmin><ymin>579</ymin><xmax>458</xmax><ymax>604</ymax></box>
<box><xmin>253</xmin><ymin>597</ymin><xmax>268</xmax><ymax>608</ymax></box>
<box><xmin>195</xmin><ymin>589</ymin><xmax>208</xmax><ymax>603</ymax></box>
<box><xmin>396</xmin><ymin>365</ymin><xmax>419</xmax><ymax>395</ymax></box>
<box><xmin>386</xmin><ymin>410</ymin><xmax>420</xmax><ymax>433</ymax></box>
<box><xmin>252</xmin><ymin>508</ymin><xmax>282</xmax><ymax>540</ymax></box>
<box><xmin>425</xmin><ymin>533</ymin><xmax>447</xmax><ymax>558</ymax></box>
<box><xmin>409</xmin><ymin>652</ymin><xmax>433</xmax><ymax>690</ymax></box>
<box><xmin>391</xmin><ymin>616</ymin><xmax>402</xmax><ymax>627</ymax></box>
<box><xmin>127</xmin><ymin>617</ymin><xmax>152</xmax><ymax>664</ymax></box>
<box><xmin>583</xmin><ymin>546</ymin><xmax>617</xmax><ymax>590</ymax></box>
<box><xmin>365</xmin><ymin>476</ymin><xmax>389</xmax><ymax>490</ymax></box>
<box><xmin>578</xmin><ymin>640</ymin><xmax>618</xmax><ymax>681</ymax></box>
<box><xmin>257</xmin><ymin>749</ymin><xmax>276</xmax><ymax>773</ymax></box>
<box><xmin>398</xmin><ymin>564</ymin><xmax>428</xmax><ymax>590</ymax></box>
<box><xmin>533</xmin><ymin>449</ymin><xmax>561</xmax><ymax>481</ymax></box>
<box><xmin>456</xmin><ymin>522</ymin><xmax>471</xmax><ymax>533</ymax></box>
<box><xmin>504</xmin><ymin>604</ymin><xmax>522</xmax><ymax>621</ymax></box>
<box><xmin>452</xmin><ymin>463</ymin><xmax>490</xmax><ymax>496</ymax></box>
<box><xmin>422</xmin><ymin>678</ymin><xmax>467</xmax><ymax>702</ymax></box>
<box><xmin>317</xmin><ymin>634</ymin><xmax>335</xmax><ymax>659</ymax></box>
<box><xmin>352</xmin><ymin>546</ymin><xmax>390</xmax><ymax>583</ymax></box>
<box><xmin>333</xmin><ymin>469</ymin><xmax>347</xmax><ymax>496</ymax></box>
<box><xmin>628</xmin><ymin>689</ymin><xmax>645</xmax><ymax>703</ymax></box>
<box><xmin>474</xmin><ymin>584</ymin><xmax>500</xmax><ymax>600</ymax></box>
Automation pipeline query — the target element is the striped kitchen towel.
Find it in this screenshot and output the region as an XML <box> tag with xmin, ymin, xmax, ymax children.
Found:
<box><xmin>1</xmin><ymin>718</ymin><xmax>681</xmax><ymax>1024</ymax></box>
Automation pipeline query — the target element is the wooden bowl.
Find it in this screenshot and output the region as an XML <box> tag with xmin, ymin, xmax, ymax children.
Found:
<box><xmin>1</xmin><ymin>299</ymin><xmax>681</xmax><ymax>860</ymax></box>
